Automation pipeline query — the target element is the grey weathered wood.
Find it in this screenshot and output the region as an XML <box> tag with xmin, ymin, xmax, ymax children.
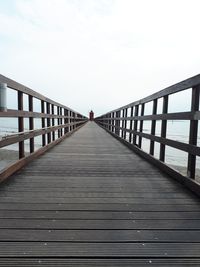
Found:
<box><xmin>0</xmin><ymin>258</ymin><xmax>199</xmax><ymax>267</ymax></box>
<box><xmin>0</xmin><ymin>122</ymin><xmax>199</xmax><ymax>265</ymax></box>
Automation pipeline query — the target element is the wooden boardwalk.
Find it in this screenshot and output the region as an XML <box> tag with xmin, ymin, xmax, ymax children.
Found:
<box><xmin>0</xmin><ymin>122</ymin><xmax>200</xmax><ymax>266</ymax></box>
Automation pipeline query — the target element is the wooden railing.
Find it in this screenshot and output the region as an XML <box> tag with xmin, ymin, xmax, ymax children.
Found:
<box><xmin>0</xmin><ymin>74</ymin><xmax>88</xmax><ymax>181</ymax></box>
<box><xmin>95</xmin><ymin>74</ymin><xmax>200</xmax><ymax>195</ymax></box>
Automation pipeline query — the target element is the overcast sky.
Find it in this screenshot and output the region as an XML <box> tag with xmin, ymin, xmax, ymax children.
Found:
<box><xmin>0</xmin><ymin>0</ymin><xmax>200</xmax><ymax>116</ymax></box>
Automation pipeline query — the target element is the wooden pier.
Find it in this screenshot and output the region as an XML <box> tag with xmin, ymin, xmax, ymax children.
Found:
<box><xmin>0</xmin><ymin>122</ymin><xmax>199</xmax><ymax>266</ymax></box>
<box><xmin>0</xmin><ymin>74</ymin><xmax>200</xmax><ymax>266</ymax></box>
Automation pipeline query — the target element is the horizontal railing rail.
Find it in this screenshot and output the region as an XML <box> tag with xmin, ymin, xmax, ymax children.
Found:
<box><xmin>95</xmin><ymin>74</ymin><xmax>200</xmax><ymax>194</ymax></box>
<box><xmin>0</xmin><ymin>74</ymin><xmax>88</xmax><ymax>181</ymax></box>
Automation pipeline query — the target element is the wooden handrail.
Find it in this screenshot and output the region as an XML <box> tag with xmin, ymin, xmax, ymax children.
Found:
<box><xmin>0</xmin><ymin>74</ymin><xmax>88</xmax><ymax>181</ymax></box>
<box><xmin>95</xmin><ymin>75</ymin><xmax>200</xmax><ymax>182</ymax></box>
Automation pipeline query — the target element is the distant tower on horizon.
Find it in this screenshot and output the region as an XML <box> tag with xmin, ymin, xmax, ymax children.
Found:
<box><xmin>89</xmin><ymin>110</ymin><xmax>94</xmax><ymax>121</ymax></box>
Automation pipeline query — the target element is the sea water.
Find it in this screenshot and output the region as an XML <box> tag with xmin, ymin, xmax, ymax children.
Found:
<box><xmin>124</xmin><ymin>119</ymin><xmax>200</xmax><ymax>174</ymax></box>
<box><xmin>0</xmin><ymin>117</ymin><xmax>43</xmax><ymax>152</ymax></box>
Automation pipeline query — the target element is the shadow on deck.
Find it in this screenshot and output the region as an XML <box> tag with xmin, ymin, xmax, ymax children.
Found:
<box><xmin>0</xmin><ymin>122</ymin><xmax>199</xmax><ymax>266</ymax></box>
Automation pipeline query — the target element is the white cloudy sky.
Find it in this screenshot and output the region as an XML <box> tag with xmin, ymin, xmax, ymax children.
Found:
<box><xmin>0</xmin><ymin>0</ymin><xmax>200</xmax><ymax>116</ymax></box>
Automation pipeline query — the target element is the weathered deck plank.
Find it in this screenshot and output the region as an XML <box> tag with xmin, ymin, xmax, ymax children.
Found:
<box><xmin>0</xmin><ymin>122</ymin><xmax>200</xmax><ymax>266</ymax></box>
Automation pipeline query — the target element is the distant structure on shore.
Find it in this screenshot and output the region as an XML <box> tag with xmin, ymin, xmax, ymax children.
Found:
<box><xmin>89</xmin><ymin>110</ymin><xmax>94</xmax><ymax>121</ymax></box>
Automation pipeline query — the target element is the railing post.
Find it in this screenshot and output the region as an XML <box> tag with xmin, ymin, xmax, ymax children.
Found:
<box><xmin>18</xmin><ymin>91</ymin><xmax>24</xmax><ymax>158</ymax></box>
<box><xmin>129</xmin><ymin>106</ymin><xmax>134</xmax><ymax>143</ymax></box>
<box><xmin>106</xmin><ymin>114</ymin><xmax>108</xmax><ymax>129</ymax></box>
<box><xmin>112</xmin><ymin>112</ymin><xmax>114</xmax><ymax>132</ymax></box>
<box><xmin>159</xmin><ymin>95</ymin><xmax>168</xmax><ymax>161</ymax></box>
<box><xmin>60</xmin><ymin>108</ymin><xmax>63</xmax><ymax>136</ymax></box>
<box><xmin>67</xmin><ymin>110</ymin><xmax>70</xmax><ymax>132</ymax></box>
<box><xmin>51</xmin><ymin>104</ymin><xmax>55</xmax><ymax>141</ymax></box>
<box><xmin>117</xmin><ymin>111</ymin><xmax>120</xmax><ymax>135</ymax></box>
<box><xmin>115</xmin><ymin>111</ymin><xmax>118</xmax><ymax>135</ymax></box>
<box><xmin>29</xmin><ymin>95</ymin><xmax>34</xmax><ymax>153</ymax></box>
<box><xmin>46</xmin><ymin>102</ymin><xmax>51</xmax><ymax>144</ymax></box>
<box><xmin>72</xmin><ymin>111</ymin><xmax>74</xmax><ymax>131</ymax></box>
<box><xmin>109</xmin><ymin>113</ymin><xmax>111</xmax><ymax>131</ymax></box>
<box><xmin>0</xmin><ymin>83</ymin><xmax>7</xmax><ymax>111</ymax></box>
<box><xmin>64</xmin><ymin>109</ymin><xmax>68</xmax><ymax>134</ymax></box>
<box><xmin>74</xmin><ymin>112</ymin><xmax>76</xmax><ymax>130</ymax></box>
<box><xmin>123</xmin><ymin>108</ymin><xmax>128</xmax><ymax>140</ymax></box>
<box><xmin>70</xmin><ymin>111</ymin><xmax>72</xmax><ymax>132</ymax></box>
<box><xmin>187</xmin><ymin>85</ymin><xmax>200</xmax><ymax>179</ymax></box>
<box><xmin>41</xmin><ymin>100</ymin><xmax>46</xmax><ymax>146</ymax></box>
<box><xmin>138</xmin><ymin>103</ymin><xmax>145</xmax><ymax>148</ymax></box>
<box><xmin>121</xmin><ymin>109</ymin><xmax>125</xmax><ymax>138</ymax></box>
<box><xmin>57</xmin><ymin>106</ymin><xmax>61</xmax><ymax>138</ymax></box>
<box><xmin>133</xmin><ymin>105</ymin><xmax>139</xmax><ymax>145</ymax></box>
<box><xmin>150</xmin><ymin>99</ymin><xmax>158</xmax><ymax>155</ymax></box>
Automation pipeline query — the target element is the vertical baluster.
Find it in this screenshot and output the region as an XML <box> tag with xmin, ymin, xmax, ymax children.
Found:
<box><xmin>159</xmin><ymin>95</ymin><xmax>168</xmax><ymax>162</ymax></box>
<box><xmin>187</xmin><ymin>85</ymin><xmax>200</xmax><ymax>179</ymax></box>
<box><xmin>64</xmin><ymin>109</ymin><xmax>67</xmax><ymax>134</ymax></box>
<box><xmin>29</xmin><ymin>95</ymin><xmax>34</xmax><ymax>153</ymax></box>
<box><xmin>52</xmin><ymin>104</ymin><xmax>55</xmax><ymax>141</ymax></box>
<box><xmin>109</xmin><ymin>113</ymin><xmax>111</xmax><ymax>131</ymax></box>
<box><xmin>114</xmin><ymin>112</ymin><xmax>118</xmax><ymax>135</ymax></box>
<box><xmin>18</xmin><ymin>91</ymin><xmax>24</xmax><ymax>158</ymax></box>
<box><xmin>57</xmin><ymin>106</ymin><xmax>60</xmax><ymax>138</ymax></box>
<box><xmin>138</xmin><ymin>104</ymin><xmax>145</xmax><ymax>148</ymax></box>
<box><xmin>129</xmin><ymin>106</ymin><xmax>134</xmax><ymax>143</ymax></box>
<box><xmin>67</xmin><ymin>110</ymin><xmax>70</xmax><ymax>132</ymax></box>
<box><xmin>133</xmin><ymin>105</ymin><xmax>139</xmax><ymax>146</ymax></box>
<box><xmin>117</xmin><ymin>111</ymin><xmax>120</xmax><ymax>136</ymax></box>
<box><xmin>46</xmin><ymin>102</ymin><xmax>51</xmax><ymax>144</ymax></box>
<box><xmin>41</xmin><ymin>100</ymin><xmax>46</xmax><ymax>146</ymax></box>
<box><xmin>150</xmin><ymin>99</ymin><xmax>158</xmax><ymax>155</ymax></box>
<box><xmin>70</xmin><ymin>111</ymin><xmax>73</xmax><ymax>131</ymax></box>
<box><xmin>60</xmin><ymin>108</ymin><xmax>63</xmax><ymax>136</ymax></box>
<box><xmin>74</xmin><ymin>112</ymin><xmax>77</xmax><ymax>130</ymax></box>
<box><xmin>72</xmin><ymin>112</ymin><xmax>75</xmax><ymax>131</ymax></box>
<box><xmin>123</xmin><ymin>108</ymin><xmax>128</xmax><ymax>140</ymax></box>
<box><xmin>121</xmin><ymin>109</ymin><xmax>125</xmax><ymax>138</ymax></box>
<box><xmin>112</xmin><ymin>112</ymin><xmax>114</xmax><ymax>132</ymax></box>
<box><xmin>68</xmin><ymin>111</ymin><xmax>71</xmax><ymax>132</ymax></box>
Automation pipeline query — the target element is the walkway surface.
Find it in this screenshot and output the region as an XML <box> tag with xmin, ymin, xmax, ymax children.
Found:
<box><xmin>0</xmin><ymin>122</ymin><xmax>200</xmax><ymax>266</ymax></box>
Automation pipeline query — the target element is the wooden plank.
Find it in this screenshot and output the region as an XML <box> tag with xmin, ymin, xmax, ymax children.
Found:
<box><xmin>0</xmin><ymin>229</ymin><xmax>199</xmax><ymax>241</ymax></box>
<box><xmin>0</xmin><ymin>122</ymin><xmax>199</xmax><ymax>264</ymax></box>
<box><xmin>0</xmin><ymin>197</ymin><xmax>197</xmax><ymax>204</ymax></box>
<box><xmin>0</xmin><ymin>258</ymin><xmax>199</xmax><ymax>267</ymax></box>
<box><xmin>0</xmin><ymin>191</ymin><xmax>194</xmax><ymax>198</ymax></box>
<box><xmin>0</xmin><ymin>242</ymin><xmax>199</xmax><ymax>257</ymax></box>
<box><xmin>0</xmin><ymin>203</ymin><xmax>198</xmax><ymax>211</ymax></box>
<box><xmin>0</xmin><ymin>210</ymin><xmax>199</xmax><ymax>219</ymax></box>
<box><xmin>0</xmin><ymin>220</ymin><xmax>199</xmax><ymax>230</ymax></box>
